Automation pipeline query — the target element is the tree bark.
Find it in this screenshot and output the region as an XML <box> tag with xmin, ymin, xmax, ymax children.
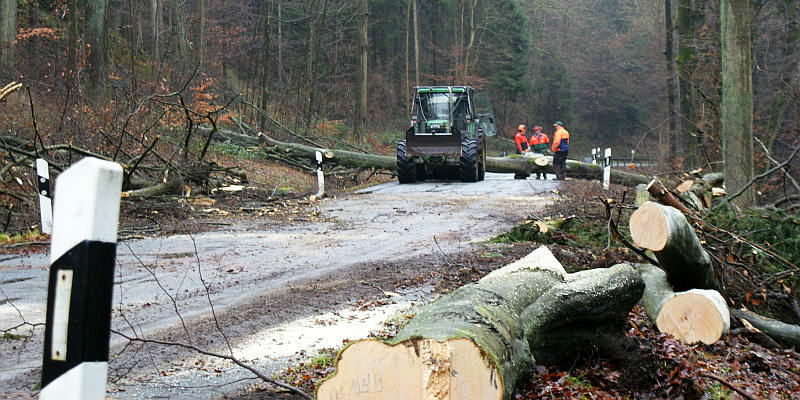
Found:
<box><xmin>317</xmin><ymin>247</ymin><xmax>644</xmax><ymax>400</ymax></box>
<box><xmin>169</xmin><ymin>0</ymin><xmax>189</xmax><ymax>58</ymax></box>
<box><xmin>354</xmin><ymin>0</ymin><xmax>368</xmax><ymax>136</ymax></box>
<box><xmin>730</xmin><ymin>309</ymin><xmax>800</xmax><ymax>349</ymax></box>
<box><xmin>259</xmin><ymin>0</ymin><xmax>270</xmax><ymax>129</ymax></box>
<box><xmin>721</xmin><ymin>0</ymin><xmax>755</xmax><ymax>208</ymax></box>
<box><xmin>638</xmin><ymin>263</ymin><xmax>729</xmax><ymax>345</ymax></box>
<box><xmin>630</xmin><ymin>201</ymin><xmax>719</xmax><ymax>291</ymax></box>
<box><xmin>0</xmin><ymin>0</ymin><xmax>17</xmax><ymax>66</ymax></box>
<box><xmin>86</xmin><ymin>0</ymin><xmax>110</xmax><ymax>101</ymax></box>
<box><xmin>194</xmin><ymin>0</ymin><xmax>205</xmax><ymax>66</ymax></box>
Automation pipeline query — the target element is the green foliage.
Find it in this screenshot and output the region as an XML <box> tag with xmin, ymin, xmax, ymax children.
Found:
<box><xmin>707</xmin><ymin>203</ymin><xmax>800</xmax><ymax>268</ymax></box>
<box><xmin>1</xmin><ymin>332</ymin><xmax>27</xmax><ymax>340</ymax></box>
<box><xmin>207</xmin><ymin>142</ymin><xmax>263</xmax><ymax>162</ymax></box>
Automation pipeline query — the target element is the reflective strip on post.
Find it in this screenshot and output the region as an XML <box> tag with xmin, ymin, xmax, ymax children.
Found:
<box><xmin>315</xmin><ymin>151</ymin><xmax>325</xmax><ymax>198</ymax></box>
<box><xmin>36</xmin><ymin>159</ymin><xmax>53</xmax><ymax>234</ymax></box>
<box><xmin>603</xmin><ymin>148</ymin><xmax>612</xmax><ymax>190</ymax></box>
<box><xmin>41</xmin><ymin>158</ymin><xmax>123</xmax><ymax>400</ymax></box>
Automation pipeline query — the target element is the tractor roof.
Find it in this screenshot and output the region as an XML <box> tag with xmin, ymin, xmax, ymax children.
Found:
<box><xmin>416</xmin><ymin>86</ymin><xmax>474</xmax><ymax>93</ymax></box>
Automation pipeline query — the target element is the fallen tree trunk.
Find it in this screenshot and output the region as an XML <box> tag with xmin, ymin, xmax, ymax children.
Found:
<box><xmin>258</xmin><ymin>133</ymin><xmax>396</xmax><ymax>171</ymax></box>
<box><xmin>630</xmin><ymin>201</ymin><xmax>719</xmax><ymax>291</ymax></box>
<box><xmin>638</xmin><ymin>263</ymin><xmax>729</xmax><ymax>344</ymax></box>
<box><xmin>730</xmin><ymin>309</ymin><xmax>800</xmax><ymax>348</ymax></box>
<box><xmin>316</xmin><ymin>247</ymin><xmax>644</xmax><ymax>400</ymax></box>
<box><xmin>254</xmin><ymin>134</ymin><xmax>651</xmax><ymax>186</ymax></box>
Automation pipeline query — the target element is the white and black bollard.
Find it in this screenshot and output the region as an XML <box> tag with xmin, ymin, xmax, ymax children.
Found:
<box><xmin>40</xmin><ymin>158</ymin><xmax>123</xmax><ymax>400</ymax></box>
<box><xmin>603</xmin><ymin>148</ymin><xmax>612</xmax><ymax>189</ymax></box>
<box><xmin>314</xmin><ymin>151</ymin><xmax>325</xmax><ymax>198</ymax></box>
<box><xmin>36</xmin><ymin>159</ymin><xmax>53</xmax><ymax>234</ymax></box>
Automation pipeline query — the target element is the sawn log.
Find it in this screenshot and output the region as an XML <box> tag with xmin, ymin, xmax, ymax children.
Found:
<box><xmin>629</xmin><ymin>201</ymin><xmax>719</xmax><ymax>291</ymax></box>
<box><xmin>638</xmin><ymin>263</ymin><xmax>729</xmax><ymax>344</ymax></box>
<box><xmin>316</xmin><ymin>247</ymin><xmax>644</xmax><ymax>400</ymax></box>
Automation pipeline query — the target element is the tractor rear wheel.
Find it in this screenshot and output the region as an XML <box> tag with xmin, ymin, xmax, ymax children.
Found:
<box><xmin>459</xmin><ymin>140</ymin><xmax>479</xmax><ymax>183</ymax></box>
<box><xmin>397</xmin><ymin>140</ymin><xmax>417</xmax><ymax>184</ymax></box>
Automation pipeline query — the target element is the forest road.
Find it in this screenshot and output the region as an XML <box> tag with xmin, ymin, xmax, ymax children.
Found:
<box><xmin>0</xmin><ymin>173</ymin><xmax>558</xmax><ymax>399</ymax></box>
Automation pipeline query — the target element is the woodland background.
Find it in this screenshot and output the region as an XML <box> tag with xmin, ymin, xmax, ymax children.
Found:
<box><xmin>0</xmin><ymin>0</ymin><xmax>799</xmax><ymax>209</ymax></box>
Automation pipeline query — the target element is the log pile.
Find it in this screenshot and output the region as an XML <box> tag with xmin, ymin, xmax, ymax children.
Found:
<box><xmin>629</xmin><ymin>201</ymin><xmax>730</xmax><ymax>344</ymax></box>
<box><xmin>317</xmin><ymin>247</ymin><xmax>645</xmax><ymax>400</ymax></box>
<box><xmin>632</xmin><ymin>177</ymin><xmax>800</xmax><ymax>350</ymax></box>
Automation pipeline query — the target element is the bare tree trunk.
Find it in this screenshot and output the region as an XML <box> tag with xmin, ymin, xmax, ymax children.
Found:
<box><xmin>463</xmin><ymin>0</ymin><xmax>477</xmax><ymax>77</ymax></box>
<box><xmin>67</xmin><ymin>0</ymin><xmax>79</xmax><ymax>88</ymax></box>
<box><xmin>195</xmin><ymin>0</ymin><xmax>205</xmax><ymax>66</ymax></box>
<box><xmin>86</xmin><ymin>0</ymin><xmax>110</xmax><ymax>101</ymax></box>
<box><xmin>0</xmin><ymin>0</ymin><xmax>16</xmax><ymax>66</ymax></box>
<box><xmin>259</xmin><ymin>0</ymin><xmax>271</xmax><ymax>129</ymax></box>
<box><xmin>676</xmin><ymin>0</ymin><xmax>700</xmax><ymax>168</ymax></box>
<box><xmin>151</xmin><ymin>0</ymin><xmax>160</xmax><ymax>62</ymax></box>
<box><xmin>354</xmin><ymin>0</ymin><xmax>368</xmax><ymax>136</ymax></box>
<box><xmin>169</xmin><ymin>0</ymin><xmax>189</xmax><ymax>58</ymax></box>
<box><xmin>663</xmin><ymin>0</ymin><xmax>677</xmax><ymax>167</ymax></box>
<box><xmin>413</xmin><ymin>0</ymin><xmax>420</xmax><ymax>85</ymax></box>
<box><xmin>721</xmin><ymin>0</ymin><xmax>755</xmax><ymax>208</ymax></box>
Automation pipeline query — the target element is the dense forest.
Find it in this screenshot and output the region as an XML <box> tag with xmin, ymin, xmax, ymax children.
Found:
<box><xmin>0</xmin><ymin>0</ymin><xmax>799</xmax><ymax>208</ymax></box>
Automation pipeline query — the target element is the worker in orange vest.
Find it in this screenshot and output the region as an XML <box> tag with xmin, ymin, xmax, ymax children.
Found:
<box><xmin>551</xmin><ymin>121</ymin><xmax>570</xmax><ymax>180</ymax></box>
<box><xmin>529</xmin><ymin>125</ymin><xmax>550</xmax><ymax>179</ymax></box>
<box><xmin>514</xmin><ymin>125</ymin><xmax>529</xmax><ymax>155</ymax></box>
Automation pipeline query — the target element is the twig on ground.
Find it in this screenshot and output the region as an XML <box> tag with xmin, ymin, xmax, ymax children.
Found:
<box><xmin>699</xmin><ymin>372</ymin><xmax>758</xmax><ymax>400</ymax></box>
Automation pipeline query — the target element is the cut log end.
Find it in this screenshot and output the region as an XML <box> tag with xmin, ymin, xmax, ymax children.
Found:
<box><xmin>316</xmin><ymin>338</ymin><xmax>502</xmax><ymax>400</ymax></box>
<box><xmin>629</xmin><ymin>201</ymin><xmax>669</xmax><ymax>251</ymax></box>
<box><xmin>655</xmin><ymin>291</ymin><xmax>729</xmax><ymax>345</ymax></box>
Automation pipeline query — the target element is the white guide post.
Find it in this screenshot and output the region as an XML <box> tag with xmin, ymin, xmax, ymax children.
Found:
<box><xmin>591</xmin><ymin>148</ymin><xmax>597</xmax><ymax>165</ymax></box>
<box><xmin>603</xmin><ymin>148</ymin><xmax>612</xmax><ymax>189</ymax></box>
<box><xmin>40</xmin><ymin>158</ymin><xmax>123</xmax><ymax>400</ymax></box>
<box><xmin>36</xmin><ymin>159</ymin><xmax>53</xmax><ymax>234</ymax></box>
<box><xmin>315</xmin><ymin>151</ymin><xmax>325</xmax><ymax>198</ymax></box>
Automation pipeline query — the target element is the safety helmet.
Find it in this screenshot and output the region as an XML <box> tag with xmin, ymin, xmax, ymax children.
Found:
<box><xmin>518</xmin><ymin>125</ymin><xmax>526</xmax><ymax>131</ymax></box>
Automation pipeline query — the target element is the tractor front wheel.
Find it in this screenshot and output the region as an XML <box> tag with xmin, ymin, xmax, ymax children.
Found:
<box><xmin>459</xmin><ymin>140</ymin><xmax>479</xmax><ymax>183</ymax></box>
<box><xmin>397</xmin><ymin>140</ymin><xmax>417</xmax><ymax>184</ymax></box>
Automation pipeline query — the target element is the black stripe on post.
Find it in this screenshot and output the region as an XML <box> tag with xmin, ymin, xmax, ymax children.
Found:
<box><xmin>41</xmin><ymin>240</ymin><xmax>117</xmax><ymax>388</ymax></box>
<box><xmin>38</xmin><ymin>175</ymin><xmax>51</xmax><ymax>199</ymax></box>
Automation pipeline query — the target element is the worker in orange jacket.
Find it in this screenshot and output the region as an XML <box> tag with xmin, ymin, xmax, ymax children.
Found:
<box><xmin>514</xmin><ymin>125</ymin><xmax>529</xmax><ymax>154</ymax></box>
<box><xmin>529</xmin><ymin>125</ymin><xmax>550</xmax><ymax>179</ymax></box>
<box><xmin>551</xmin><ymin>121</ymin><xmax>569</xmax><ymax>180</ymax></box>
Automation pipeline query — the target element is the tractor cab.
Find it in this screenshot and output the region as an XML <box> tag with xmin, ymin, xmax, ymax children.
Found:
<box><xmin>397</xmin><ymin>86</ymin><xmax>495</xmax><ymax>183</ymax></box>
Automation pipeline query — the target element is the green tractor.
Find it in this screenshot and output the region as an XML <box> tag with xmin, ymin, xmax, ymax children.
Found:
<box><xmin>397</xmin><ymin>86</ymin><xmax>496</xmax><ymax>183</ymax></box>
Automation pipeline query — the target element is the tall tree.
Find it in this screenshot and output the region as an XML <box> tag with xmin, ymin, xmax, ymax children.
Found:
<box><xmin>259</xmin><ymin>0</ymin><xmax>271</xmax><ymax>128</ymax></box>
<box><xmin>354</xmin><ymin>0</ymin><xmax>368</xmax><ymax>135</ymax></box>
<box><xmin>413</xmin><ymin>0</ymin><xmax>420</xmax><ymax>85</ymax></box>
<box><xmin>721</xmin><ymin>0</ymin><xmax>755</xmax><ymax>207</ymax></box>
<box><xmin>195</xmin><ymin>0</ymin><xmax>206</xmax><ymax>66</ymax></box>
<box><xmin>86</xmin><ymin>0</ymin><xmax>110</xmax><ymax>100</ymax></box>
<box><xmin>67</xmin><ymin>0</ymin><xmax>78</xmax><ymax>88</ymax></box>
<box><xmin>676</xmin><ymin>0</ymin><xmax>703</xmax><ymax>167</ymax></box>
<box><xmin>0</xmin><ymin>0</ymin><xmax>16</xmax><ymax>66</ymax></box>
<box><xmin>664</xmin><ymin>0</ymin><xmax>678</xmax><ymax>166</ymax></box>
<box><xmin>169</xmin><ymin>0</ymin><xmax>189</xmax><ymax>58</ymax></box>
<box><xmin>151</xmin><ymin>0</ymin><xmax>162</xmax><ymax>62</ymax></box>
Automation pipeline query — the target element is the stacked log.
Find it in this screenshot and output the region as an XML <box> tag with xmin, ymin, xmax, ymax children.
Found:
<box><xmin>316</xmin><ymin>247</ymin><xmax>644</xmax><ymax>400</ymax></box>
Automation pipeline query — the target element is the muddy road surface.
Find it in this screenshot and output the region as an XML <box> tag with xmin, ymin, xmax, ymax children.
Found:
<box><xmin>0</xmin><ymin>173</ymin><xmax>557</xmax><ymax>399</ymax></box>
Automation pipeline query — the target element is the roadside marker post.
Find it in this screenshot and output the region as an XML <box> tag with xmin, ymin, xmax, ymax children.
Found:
<box><xmin>40</xmin><ymin>158</ymin><xmax>123</xmax><ymax>400</ymax></box>
<box><xmin>36</xmin><ymin>159</ymin><xmax>53</xmax><ymax>234</ymax></box>
<box><xmin>603</xmin><ymin>148</ymin><xmax>612</xmax><ymax>189</ymax></box>
<box><xmin>591</xmin><ymin>148</ymin><xmax>597</xmax><ymax>165</ymax></box>
<box><xmin>315</xmin><ymin>151</ymin><xmax>325</xmax><ymax>198</ymax></box>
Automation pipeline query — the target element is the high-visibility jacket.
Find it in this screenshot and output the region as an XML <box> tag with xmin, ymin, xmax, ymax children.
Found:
<box><xmin>551</xmin><ymin>126</ymin><xmax>570</xmax><ymax>152</ymax></box>
<box><xmin>529</xmin><ymin>132</ymin><xmax>550</xmax><ymax>152</ymax></box>
<box><xmin>515</xmin><ymin>131</ymin><xmax>529</xmax><ymax>152</ymax></box>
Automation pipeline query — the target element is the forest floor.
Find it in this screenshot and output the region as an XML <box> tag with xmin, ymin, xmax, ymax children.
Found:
<box><xmin>2</xmin><ymin>172</ymin><xmax>799</xmax><ymax>400</ymax></box>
